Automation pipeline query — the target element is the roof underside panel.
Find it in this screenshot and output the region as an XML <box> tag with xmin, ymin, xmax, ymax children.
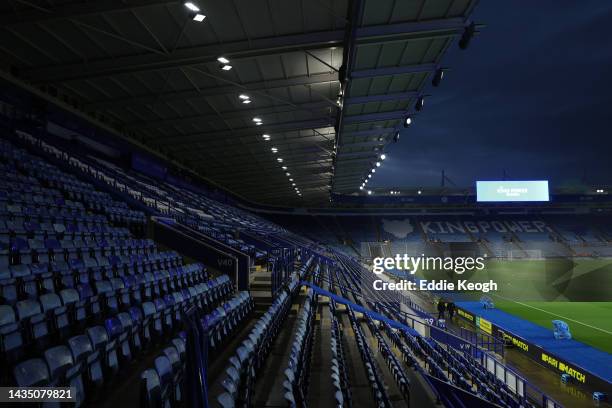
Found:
<box><xmin>0</xmin><ymin>0</ymin><xmax>476</xmax><ymax>206</ymax></box>
<box><xmin>332</xmin><ymin>0</ymin><xmax>477</xmax><ymax>195</ymax></box>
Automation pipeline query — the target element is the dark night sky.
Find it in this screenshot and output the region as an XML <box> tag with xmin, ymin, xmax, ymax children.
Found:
<box><xmin>371</xmin><ymin>0</ymin><xmax>612</xmax><ymax>190</ymax></box>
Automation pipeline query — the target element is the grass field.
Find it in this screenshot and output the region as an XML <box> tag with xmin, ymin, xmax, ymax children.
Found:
<box><xmin>494</xmin><ymin>300</ymin><xmax>612</xmax><ymax>354</ymax></box>
<box><xmin>415</xmin><ymin>258</ymin><xmax>612</xmax><ymax>353</ymax></box>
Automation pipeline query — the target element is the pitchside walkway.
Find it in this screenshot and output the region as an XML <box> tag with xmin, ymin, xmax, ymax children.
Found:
<box><xmin>458</xmin><ymin>301</ymin><xmax>612</xmax><ymax>385</ymax></box>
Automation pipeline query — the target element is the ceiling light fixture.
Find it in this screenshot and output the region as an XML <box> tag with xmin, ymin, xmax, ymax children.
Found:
<box><xmin>184</xmin><ymin>2</ymin><xmax>200</xmax><ymax>12</ymax></box>
<box><xmin>192</xmin><ymin>13</ymin><xmax>206</xmax><ymax>22</ymax></box>
<box><xmin>217</xmin><ymin>56</ymin><xmax>230</xmax><ymax>64</ymax></box>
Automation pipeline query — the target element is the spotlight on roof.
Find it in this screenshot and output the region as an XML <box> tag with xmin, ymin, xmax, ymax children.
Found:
<box><xmin>403</xmin><ymin>116</ymin><xmax>412</xmax><ymax>128</ymax></box>
<box><xmin>239</xmin><ymin>94</ymin><xmax>249</xmax><ymax>100</ymax></box>
<box><xmin>375</xmin><ymin>162</ymin><xmax>381</xmax><ymax>167</ymax></box>
<box><xmin>459</xmin><ymin>22</ymin><xmax>477</xmax><ymax>50</ymax></box>
<box><xmin>282</xmin><ymin>166</ymin><xmax>287</xmax><ymax>170</ymax></box>
<box><xmin>292</xmin><ymin>183</ymin><xmax>296</xmax><ymax>186</ymax></box>
<box><xmin>286</xmin><ymin>172</ymin><xmax>291</xmax><ymax>176</ymax></box>
<box><xmin>270</xmin><ymin>147</ymin><xmax>278</xmax><ymax>153</ymax></box>
<box><xmin>217</xmin><ymin>56</ymin><xmax>230</xmax><ymax>64</ymax></box>
<box><xmin>368</xmin><ymin>174</ymin><xmax>372</xmax><ymax>179</ymax></box>
<box><xmin>192</xmin><ymin>13</ymin><xmax>206</xmax><ymax>22</ymax></box>
<box><xmin>359</xmin><ymin>186</ymin><xmax>364</xmax><ymax>190</ymax></box>
<box><xmin>220</xmin><ymin>64</ymin><xmax>232</xmax><ymax>71</ymax></box>
<box><xmin>371</xmin><ymin>168</ymin><xmax>376</xmax><ymax>173</ymax></box>
<box><xmin>262</xmin><ymin>134</ymin><xmax>270</xmax><ymax>141</ymax></box>
<box><xmin>367</xmin><ymin>190</ymin><xmax>372</xmax><ymax>195</ymax></box>
<box><xmin>417</xmin><ymin>189</ymin><xmax>422</xmax><ymax>195</ymax></box>
<box><xmin>432</xmin><ymin>68</ymin><xmax>444</xmax><ymax>87</ymax></box>
<box><xmin>277</xmin><ymin>158</ymin><xmax>283</xmax><ymax>162</ymax></box>
<box><xmin>289</xmin><ymin>178</ymin><xmax>293</xmax><ymax>182</ymax></box>
<box><xmin>393</xmin><ymin>131</ymin><xmax>400</xmax><ymax>143</ymax></box>
<box><xmin>380</xmin><ymin>154</ymin><xmax>386</xmax><ymax>160</ymax></box>
<box><xmin>184</xmin><ymin>2</ymin><xmax>200</xmax><ymax>12</ymax></box>
<box><xmin>415</xmin><ymin>96</ymin><xmax>425</xmax><ymax>111</ymax></box>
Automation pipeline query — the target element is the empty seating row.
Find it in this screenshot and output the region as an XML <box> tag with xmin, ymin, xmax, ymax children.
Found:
<box><xmin>216</xmin><ymin>290</ymin><xmax>293</xmax><ymax>407</ymax></box>
<box><xmin>283</xmin><ymin>289</ymin><xmax>316</xmax><ymax>407</ymax></box>
<box><xmin>329</xmin><ymin>300</ymin><xmax>351</xmax><ymax>408</ymax></box>
<box><xmin>140</xmin><ymin>335</ymin><xmax>187</xmax><ymax>408</ymax></box>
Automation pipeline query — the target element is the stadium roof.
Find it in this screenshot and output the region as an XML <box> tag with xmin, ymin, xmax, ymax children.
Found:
<box><xmin>0</xmin><ymin>0</ymin><xmax>478</xmax><ymax>206</ymax></box>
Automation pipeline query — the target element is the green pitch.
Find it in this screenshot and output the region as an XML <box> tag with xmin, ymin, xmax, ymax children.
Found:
<box><xmin>416</xmin><ymin>258</ymin><xmax>612</xmax><ymax>353</ymax></box>
<box><xmin>494</xmin><ymin>301</ymin><xmax>612</xmax><ymax>354</ymax></box>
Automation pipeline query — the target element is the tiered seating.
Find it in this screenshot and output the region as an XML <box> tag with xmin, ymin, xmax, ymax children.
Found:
<box><xmin>346</xmin><ymin>309</ymin><xmax>392</xmax><ymax>407</ymax></box>
<box><xmin>139</xmin><ymin>334</ymin><xmax>187</xmax><ymax>407</ymax></box>
<box><xmin>216</xmin><ymin>290</ymin><xmax>293</xmax><ymax>407</ymax></box>
<box><xmin>283</xmin><ymin>288</ymin><xmax>316</xmax><ymax>407</ymax></box>
<box><xmin>0</xmin><ymin>137</ymin><xmax>239</xmax><ymax>406</ymax></box>
<box><xmin>365</xmin><ymin>317</ymin><xmax>410</xmax><ymax>401</ymax></box>
<box><xmin>329</xmin><ymin>300</ymin><xmax>351</xmax><ymax>407</ymax></box>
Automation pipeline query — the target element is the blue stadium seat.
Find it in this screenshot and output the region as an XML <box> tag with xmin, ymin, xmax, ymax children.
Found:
<box><xmin>67</xmin><ymin>334</ymin><xmax>104</xmax><ymax>392</ymax></box>
<box><xmin>154</xmin><ymin>355</ymin><xmax>173</xmax><ymax>408</ymax></box>
<box><xmin>13</xmin><ymin>358</ymin><xmax>52</xmax><ymax>387</ymax></box>
<box><xmin>140</xmin><ymin>369</ymin><xmax>163</xmax><ymax>408</ymax></box>
<box><xmin>44</xmin><ymin>345</ymin><xmax>86</xmax><ymax>407</ymax></box>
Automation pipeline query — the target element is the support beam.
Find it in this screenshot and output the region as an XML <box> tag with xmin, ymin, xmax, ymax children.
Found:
<box><xmin>355</xmin><ymin>18</ymin><xmax>468</xmax><ymax>42</ymax></box>
<box><xmin>0</xmin><ymin>0</ymin><xmax>179</xmax><ymax>26</ymax></box>
<box><xmin>342</xmin><ymin>110</ymin><xmax>405</xmax><ymax>125</ymax></box>
<box><xmin>344</xmin><ymin>91</ymin><xmax>418</xmax><ymax>105</ymax></box>
<box><xmin>339</xmin><ymin>127</ymin><xmax>396</xmax><ymax>140</ymax></box>
<box><xmin>158</xmin><ymin>118</ymin><xmax>334</xmax><ymax>148</ymax></box>
<box><xmin>351</xmin><ymin>63</ymin><xmax>437</xmax><ymax>79</ymax></box>
<box><xmin>86</xmin><ymin>72</ymin><xmax>340</xmax><ymax>109</ymax></box>
<box><xmin>124</xmin><ymin>100</ymin><xmax>333</xmax><ymax>129</ymax></box>
<box><xmin>24</xmin><ymin>30</ymin><xmax>345</xmax><ymax>83</ymax></box>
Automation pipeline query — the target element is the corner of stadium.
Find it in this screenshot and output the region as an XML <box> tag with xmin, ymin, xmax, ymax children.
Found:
<box><xmin>0</xmin><ymin>1</ymin><xmax>610</xmax><ymax>408</ymax></box>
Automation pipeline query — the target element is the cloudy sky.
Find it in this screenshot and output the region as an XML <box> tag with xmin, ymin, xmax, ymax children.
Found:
<box><xmin>372</xmin><ymin>0</ymin><xmax>612</xmax><ymax>189</ymax></box>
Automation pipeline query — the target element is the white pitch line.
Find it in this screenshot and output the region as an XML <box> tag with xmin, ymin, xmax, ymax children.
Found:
<box><xmin>492</xmin><ymin>295</ymin><xmax>612</xmax><ymax>336</ymax></box>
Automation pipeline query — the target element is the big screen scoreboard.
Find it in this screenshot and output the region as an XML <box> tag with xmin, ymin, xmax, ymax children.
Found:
<box><xmin>476</xmin><ymin>180</ymin><xmax>550</xmax><ymax>202</ymax></box>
